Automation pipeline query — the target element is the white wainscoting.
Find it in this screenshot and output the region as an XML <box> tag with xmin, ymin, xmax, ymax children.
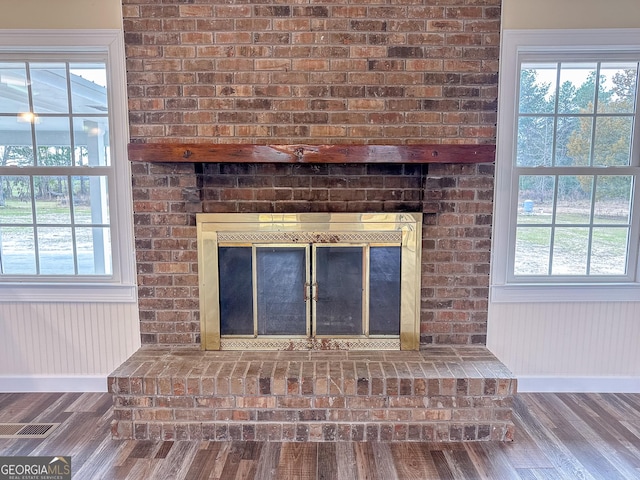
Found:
<box><xmin>0</xmin><ymin>302</ymin><xmax>140</xmax><ymax>392</ymax></box>
<box><xmin>487</xmin><ymin>301</ymin><xmax>640</xmax><ymax>393</ymax></box>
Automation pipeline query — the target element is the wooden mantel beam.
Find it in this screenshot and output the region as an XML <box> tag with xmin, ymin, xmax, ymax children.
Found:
<box><xmin>128</xmin><ymin>143</ymin><xmax>495</xmax><ymax>164</ymax></box>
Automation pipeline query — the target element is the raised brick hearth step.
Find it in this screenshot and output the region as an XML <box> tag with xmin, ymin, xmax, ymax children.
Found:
<box><xmin>108</xmin><ymin>346</ymin><xmax>516</xmax><ymax>442</ymax></box>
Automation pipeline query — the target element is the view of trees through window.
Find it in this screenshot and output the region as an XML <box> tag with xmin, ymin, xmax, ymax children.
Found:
<box><xmin>514</xmin><ymin>61</ymin><xmax>638</xmax><ymax>277</ymax></box>
<box><xmin>0</xmin><ymin>61</ymin><xmax>112</xmax><ymax>276</ymax></box>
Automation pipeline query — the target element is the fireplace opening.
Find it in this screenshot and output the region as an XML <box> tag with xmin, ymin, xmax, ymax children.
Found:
<box><xmin>197</xmin><ymin>213</ymin><xmax>422</xmax><ymax>350</ymax></box>
<box><xmin>220</xmin><ymin>243</ymin><xmax>400</xmax><ymax>336</ymax></box>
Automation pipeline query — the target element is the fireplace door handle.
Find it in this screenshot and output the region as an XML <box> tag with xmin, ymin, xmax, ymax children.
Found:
<box><xmin>312</xmin><ymin>282</ymin><xmax>318</xmax><ymax>302</ymax></box>
<box><xmin>304</xmin><ymin>282</ymin><xmax>311</xmax><ymax>302</ymax></box>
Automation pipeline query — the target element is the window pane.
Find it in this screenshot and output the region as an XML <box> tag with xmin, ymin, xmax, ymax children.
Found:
<box><xmin>556</xmin><ymin>116</ymin><xmax>589</xmax><ymax>166</ymax></box>
<box><xmin>597</xmin><ymin>63</ymin><xmax>638</xmax><ymax>114</ymax></box>
<box><xmin>69</xmin><ymin>63</ymin><xmax>108</xmax><ymax>114</ymax></box>
<box><xmin>516</xmin><ymin>116</ymin><xmax>554</xmax><ymax>167</ymax></box>
<box><xmin>72</xmin><ymin>176</ymin><xmax>109</xmax><ymax>224</ymax></box>
<box><xmin>590</xmin><ymin>227</ymin><xmax>629</xmax><ymax>275</ymax></box>
<box><xmin>30</xmin><ymin>63</ymin><xmax>69</xmax><ymax>114</ymax></box>
<box><xmin>0</xmin><ymin>63</ymin><xmax>29</xmax><ymax>114</ymax></box>
<box><xmin>556</xmin><ymin>175</ymin><xmax>592</xmax><ymax>224</ymax></box>
<box><xmin>76</xmin><ymin>226</ymin><xmax>112</xmax><ymax>275</ymax></box>
<box><xmin>35</xmin><ymin>117</ymin><xmax>72</xmax><ymax>166</ymax></box>
<box><xmin>558</xmin><ymin>63</ymin><xmax>596</xmax><ymax>114</ymax></box>
<box><xmin>0</xmin><ymin>117</ymin><xmax>34</xmax><ymax>166</ymax></box>
<box><xmin>564</xmin><ymin>116</ymin><xmax>593</xmax><ymax>166</ymax></box>
<box><xmin>34</xmin><ymin>176</ymin><xmax>70</xmax><ymax>224</ymax></box>
<box><xmin>38</xmin><ymin>227</ymin><xmax>74</xmax><ymax>274</ymax></box>
<box><xmin>73</xmin><ymin>117</ymin><xmax>110</xmax><ymax>166</ymax></box>
<box><xmin>551</xmin><ymin>227</ymin><xmax>589</xmax><ymax>275</ymax></box>
<box><xmin>594</xmin><ymin>176</ymin><xmax>632</xmax><ymax>224</ymax></box>
<box><xmin>0</xmin><ymin>226</ymin><xmax>36</xmax><ymax>274</ymax></box>
<box><xmin>0</xmin><ymin>176</ymin><xmax>32</xmax><ymax>223</ymax></box>
<box><xmin>514</xmin><ymin>226</ymin><xmax>551</xmax><ymax>275</ymax></box>
<box><xmin>593</xmin><ymin>116</ymin><xmax>633</xmax><ymax>167</ymax></box>
<box><xmin>517</xmin><ymin>175</ymin><xmax>555</xmax><ymax>224</ymax></box>
<box><xmin>519</xmin><ymin>64</ymin><xmax>556</xmax><ymax>114</ymax></box>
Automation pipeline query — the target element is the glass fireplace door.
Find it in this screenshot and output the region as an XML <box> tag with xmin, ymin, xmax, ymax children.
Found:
<box><xmin>313</xmin><ymin>245</ymin><xmax>364</xmax><ymax>336</ymax></box>
<box><xmin>218</xmin><ymin>242</ymin><xmax>401</xmax><ymax>344</ymax></box>
<box><xmin>218</xmin><ymin>244</ymin><xmax>310</xmax><ymax>338</ymax></box>
<box><xmin>312</xmin><ymin>244</ymin><xmax>402</xmax><ymax>338</ymax></box>
<box><xmin>256</xmin><ymin>245</ymin><xmax>309</xmax><ymax>336</ymax></box>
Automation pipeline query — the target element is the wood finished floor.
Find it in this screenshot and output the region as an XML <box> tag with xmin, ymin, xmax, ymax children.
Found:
<box><xmin>0</xmin><ymin>392</ymin><xmax>639</xmax><ymax>479</ymax></box>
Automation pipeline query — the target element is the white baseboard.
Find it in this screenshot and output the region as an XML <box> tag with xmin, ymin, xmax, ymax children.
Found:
<box><xmin>517</xmin><ymin>376</ymin><xmax>640</xmax><ymax>393</ymax></box>
<box><xmin>0</xmin><ymin>375</ymin><xmax>108</xmax><ymax>393</ymax></box>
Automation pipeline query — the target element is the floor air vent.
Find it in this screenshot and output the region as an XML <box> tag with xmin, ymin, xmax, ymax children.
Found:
<box><xmin>0</xmin><ymin>423</ymin><xmax>59</xmax><ymax>439</ymax></box>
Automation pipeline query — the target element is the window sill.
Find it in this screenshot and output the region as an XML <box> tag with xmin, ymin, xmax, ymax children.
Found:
<box><xmin>490</xmin><ymin>283</ymin><xmax>640</xmax><ymax>303</ymax></box>
<box><xmin>0</xmin><ymin>283</ymin><xmax>138</xmax><ymax>303</ymax></box>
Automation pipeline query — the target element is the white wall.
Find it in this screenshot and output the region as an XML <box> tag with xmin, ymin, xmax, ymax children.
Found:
<box><xmin>489</xmin><ymin>0</ymin><xmax>640</xmax><ymax>393</ymax></box>
<box><xmin>0</xmin><ymin>0</ymin><xmax>123</xmax><ymax>30</ymax></box>
<box><xmin>0</xmin><ymin>0</ymin><xmax>140</xmax><ymax>393</ymax></box>
<box><xmin>502</xmin><ymin>0</ymin><xmax>640</xmax><ymax>30</ymax></box>
<box><xmin>0</xmin><ymin>303</ymin><xmax>140</xmax><ymax>392</ymax></box>
<box><xmin>488</xmin><ymin>302</ymin><xmax>640</xmax><ymax>392</ymax></box>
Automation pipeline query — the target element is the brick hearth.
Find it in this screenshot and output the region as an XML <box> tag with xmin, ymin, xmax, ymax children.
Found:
<box><xmin>108</xmin><ymin>346</ymin><xmax>516</xmax><ymax>442</ymax></box>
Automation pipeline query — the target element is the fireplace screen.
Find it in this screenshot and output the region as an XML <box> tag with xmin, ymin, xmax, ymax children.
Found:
<box><xmin>197</xmin><ymin>213</ymin><xmax>421</xmax><ymax>350</ymax></box>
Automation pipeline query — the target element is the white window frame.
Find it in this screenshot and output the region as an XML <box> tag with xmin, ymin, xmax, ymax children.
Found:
<box><xmin>492</xmin><ymin>29</ymin><xmax>640</xmax><ymax>303</ymax></box>
<box><xmin>0</xmin><ymin>30</ymin><xmax>136</xmax><ymax>303</ymax></box>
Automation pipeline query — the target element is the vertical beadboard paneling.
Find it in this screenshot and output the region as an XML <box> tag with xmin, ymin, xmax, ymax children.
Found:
<box><xmin>488</xmin><ymin>301</ymin><xmax>640</xmax><ymax>377</ymax></box>
<box><xmin>0</xmin><ymin>302</ymin><xmax>140</xmax><ymax>376</ymax></box>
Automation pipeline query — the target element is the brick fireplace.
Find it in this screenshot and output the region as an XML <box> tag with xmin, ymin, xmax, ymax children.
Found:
<box><xmin>132</xmin><ymin>161</ymin><xmax>494</xmax><ymax>347</ymax></box>
<box><xmin>109</xmin><ymin>0</ymin><xmax>516</xmax><ymax>442</ymax></box>
<box><xmin>121</xmin><ymin>0</ymin><xmax>500</xmax><ymax>346</ymax></box>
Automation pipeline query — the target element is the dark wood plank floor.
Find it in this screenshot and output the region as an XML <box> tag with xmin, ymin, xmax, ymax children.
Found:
<box><xmin>0</xmin><ymin>392</ymin><xmax>639</xmax><ymax>479</ymax></box>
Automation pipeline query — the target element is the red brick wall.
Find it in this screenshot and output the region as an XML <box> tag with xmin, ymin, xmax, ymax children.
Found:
<box><xmin>122</xmin><ymin>0</ymin><xmax>500</xmax><ymax>347</ymax></box>
<box><xmin>122</xmin><ymin>0</ymin><xmax>500</xmax><ymax>145</ymax></box>
<box><xmin>421</xmin><ymin>163</ymin><xmax>493</xmax><ymax>345</ymax></box>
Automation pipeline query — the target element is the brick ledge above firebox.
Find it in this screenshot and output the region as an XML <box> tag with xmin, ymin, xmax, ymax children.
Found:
<box><xmin>108</xmin><ymin>345</ymin><xmax>516</xmax><ymax>442</ymax></box>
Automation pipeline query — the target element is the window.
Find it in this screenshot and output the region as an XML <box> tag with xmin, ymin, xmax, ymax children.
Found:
<box><xmin>514</xmin><ymin>60</ymin><xmax>638</xmax><ymax>279</ymax></box>
<box><xmin>1</xmin><ymin>61</ymin><xmax>112</xmax><ymax>276</ymax></box>
<box><xmin>0</xmin><ymin>31</ymin><xmax>135</xmax><ymax>302</ymax></box>
<box><xmin>492</xmin><ymin>30</ymin><xmax>640</xmax><ymax>302</ymax></box>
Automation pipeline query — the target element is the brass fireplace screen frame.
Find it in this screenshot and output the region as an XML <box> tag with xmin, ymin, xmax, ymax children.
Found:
<box><xmin>197</xmin><ymin>213</ymin><xmax>422</xmax><ymax>350</ymax></box>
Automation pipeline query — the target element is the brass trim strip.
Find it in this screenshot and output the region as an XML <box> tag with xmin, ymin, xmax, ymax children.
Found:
<box><xmin>198</xmin><ymin>228</ymin><xmax>220</xmax><ymax>350</ymax></box>
<box><xmin>305</xmin><ymin>244</ymin><xmax>311</xmax><ymax>338</ymax></box>
<box><xmin>400</xmin><ymin>218</ymin><xmax>422</xmax><ymax>350</ymax></box>
<box><xmin>364</xmin><ymin>244</ymin><xmax>370</xmax><ymax>338</ymax></box>
<box><xmin>219</xmin><ymin>338</ymin><xmax>400</xmax><ymax>351</ymax></box>
<box><xmin>252</xmin><ymin>245</ymin><xmax>258</xmax><ymax>338</ymax></box>
<box><xmin>218</xmin><ymin>231</ymin><xmax>402</xmax><ymax>243</ymax></box>
<box><xmin>311</xmin><ymin>246</ymin><xmax>317</xmax><ymax>338</ymax></box>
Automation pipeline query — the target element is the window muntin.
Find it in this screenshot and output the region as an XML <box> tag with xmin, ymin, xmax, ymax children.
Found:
<box><xmin>511</xmin><ymin>60</ymin><xmax>639</xmax><ymax>281</ymax></box>
<box><xmin>0</xmin><ymin>60</ymin><xmax>113</xmax><ymax>278</ymax></box>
